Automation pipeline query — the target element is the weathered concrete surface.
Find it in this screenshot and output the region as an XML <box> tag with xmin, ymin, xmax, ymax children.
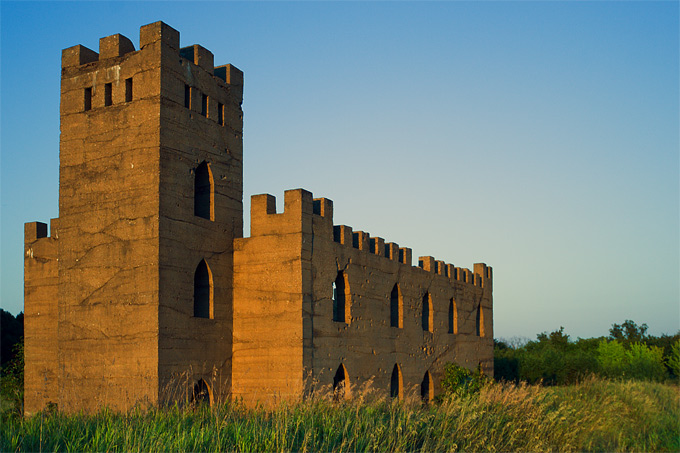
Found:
<box><xmin>232</xmin><ymin>189</ymin><xmax>493</xmax><ymax>406</ymax></box>
<box><xmin>24</xmin><ymin>21</ymin><xmax>491</xmax><ymax>414</ymax></box>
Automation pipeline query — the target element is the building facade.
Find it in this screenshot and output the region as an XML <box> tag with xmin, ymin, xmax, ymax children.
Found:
<box><xmin>24</xmin><ymin>22</ymin><xmax>493</xmax><ymax>414</ymax></box>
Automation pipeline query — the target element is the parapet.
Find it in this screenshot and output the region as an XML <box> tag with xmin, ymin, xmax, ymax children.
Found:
<box><xmin>24</xmin><ymin>219</ymin><xmax>59</xmax><ymax>243</ymax></box>
<box><xmin>249</xmin><ymin>188</ymin><xmax>490</xmax><ymax>287</ymax></box>
<box><xmin>250</xmin><ymin>189</ymin><xmax>316</xmax><ymax>237</ymax></box>
<box><xmin>60</xmin><ymin>21</ymin><xmax>242</xmax><ymax>88</ymax></box>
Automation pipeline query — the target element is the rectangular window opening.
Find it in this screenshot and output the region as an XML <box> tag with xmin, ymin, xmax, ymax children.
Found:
<box><xmin>104</xmin><ymin>83</ymin><xmax>112</xmax><ymax>106</ymax></box>
<box><xmin>125</xmin><ymin>78</ymin><xmax>133</xmax><ymax>102</ymax></box>
<box><xmin>184</xmin><ymin>84</ymin><xmax>191</xmax><ymax>109</ymax></box>
<box><xmin>201</xmin><ymin>94</ymin><xmax>208</xmax><ymax>117</ymax></box>
<box><xmin>84</xmin><ymin>87</ymin><xmax>92</xmax><ymax>111</ymax></box>
<box><xmin>218</xmin><ymin>103</ymin><xmax>224</xmax><ymax>126</ymax></box>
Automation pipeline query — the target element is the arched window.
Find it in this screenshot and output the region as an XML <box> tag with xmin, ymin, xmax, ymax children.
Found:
<box><xmin>448</xmin><ymin>298</ymin><xmax>457</xmax><ymax>334</ymax></box>
<box><xmin>194</xmin><ymin>161</ymin><xmax>214</xmax><ymax>220</ymax></box>
<box><xmin>476</xmin><ymin>304</ymin><xmax>485</xmax><ymax>337</ymax></box>
<box><xmin>420</xmin><ymin>371</ymin><xmax>433</xmax><ymax>402</ymax></box>
<box><xmin>191</xmin><ymin>379</ymin><xmax>212</xmax><ymax>406</ymax></box>
<box><xmin>333</xmin><ymin>271</ymin><xmax>350</xmax><ymax>323</ymax></box>
<box><xmin>333</xmin><ymin>363</ymin><xmax>350</xmax><ymax>400</ymax></box>
<box><xmin>390</xmin><ymin>364</ymin><xmax>403</xmax><ymax>399</ymax></box>
<box><xmin>194</xmin><ymin>259</ymin><xmax>213</xmax><ymax>318</ymax></box>
<box><xmin>390</xmin><ymin>284</ymin><xmax>403</xmax><ymax>328</ymax></box>
<box><xmin>422</xmin><ymin>292</ymin><xmax>433</xmax><ymax>332</ymax></box>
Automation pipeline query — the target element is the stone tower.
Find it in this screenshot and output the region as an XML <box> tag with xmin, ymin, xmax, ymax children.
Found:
<box><xmin>24</xmin><ymin>21</ymin><xmax>243</xmax><ymax>413</ymax></box>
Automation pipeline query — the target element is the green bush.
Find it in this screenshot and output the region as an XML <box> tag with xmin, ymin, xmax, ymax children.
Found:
<box><xmin>596</xmin><ymin>340</ymin><xmax>666</xmax><ymax>382</ymax></box>
<box><xmin>440</xmin><ymin>362</ymin><xmax>489</xmax><ymax>398</ymax></box>
<box><xmin>667</xmin><ymin>339</ymin><xmax>680</xmax><ymax>379</ymax></box>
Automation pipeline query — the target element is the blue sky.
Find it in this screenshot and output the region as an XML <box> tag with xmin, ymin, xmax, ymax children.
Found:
<box><xmin>1</xmin><ymin>1</ymin><xmax>678</xmax><ymax>340</ymax></box>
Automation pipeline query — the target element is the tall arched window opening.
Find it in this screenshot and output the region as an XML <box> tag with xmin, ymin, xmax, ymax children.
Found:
<box><xmin>333</xmin><ymin>271</ymin><xmax>349</xmax><ymax>323</ymax></box>
<box><xmin>448</xmin><ymin>298</ymin><xmax>458</xmax><ymax>334</ymax></box>
<box><xmin>422</xmin><ymin>292</ymin><xmax>433</xmax><ymax>332</ymax></box>
<box><xmin>390</xmin><ymin>364</ymin><xmax>403</xmax><ymax>399</ymax></box>
<box><xmin>420</xmin><ymin>371</ymin><xmax>433</xmax><ymax>402</ymax></box>
<box><xmin>194</xmin><ymin>259</ymin><xmax>213</xmax><ymax>318</ymax></box>
<box><xmin>476</xmin><ymin>304</ymin><xmax>485</xmax><ymax>337</ymax></box>
<box><xmin>390</xmin><ymin>284</ymin><xmax>403</xmax><ymax>328</ymax></box>
<box><xmin>333</xmin><ymin>363</ymin><xmax>350</xmax><ymax>400</ymax></box>
<box><xmin>194</xmin><ymin>161</ymin><xmax>214</xmax><ymax>220</ymax></box>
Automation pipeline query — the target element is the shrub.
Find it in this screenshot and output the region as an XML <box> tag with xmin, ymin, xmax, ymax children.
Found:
<box><xmin>441</xmin><ymin>362</ymin><xmax>489</xmax><ymax>398</ymax></box>
<box><xmin>665</xmin><ymin>339</ymin><xmax>680</xmax><ymax>379</ymax></box>
<box><xmin>597</xmin><ymin>339</ymin><xmax>667</xmax><ymax>382</ymax></box>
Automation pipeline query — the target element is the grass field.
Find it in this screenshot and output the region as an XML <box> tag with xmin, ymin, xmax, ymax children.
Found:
<box><xmin>1</xmin><ymin>377</ymin><xmax>678</xmax><ymax>452</ymax></box>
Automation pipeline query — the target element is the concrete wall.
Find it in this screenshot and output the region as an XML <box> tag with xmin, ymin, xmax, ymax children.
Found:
<box><xmin>231</xmin><ymin>190</ymin><xmax>313</xmax><ymax>406</ymax></box>
<box><xmin>232</xmin><ymin>189</ymin><xmax>494</xmax><ymax>404</ymax></box>
<box><xmin>155</xmin><ymin>23</ymin><xmax>244</xmax><ymax>404</ymax></box>
<box><xmin>23</xmin><ymin>222</ymin><xmax>59</xmax><ymax>416</ymax></box>
<box><xmin>55</xmin><ymin>23</ymin><xmax>168</xmax><ymax>413</ymax></box>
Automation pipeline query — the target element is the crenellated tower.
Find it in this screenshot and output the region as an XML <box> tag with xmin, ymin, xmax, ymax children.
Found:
<box><xmin>25</xmin><ymin>21</ymin><xmax>243</xmax><ymax>413</ymax></box>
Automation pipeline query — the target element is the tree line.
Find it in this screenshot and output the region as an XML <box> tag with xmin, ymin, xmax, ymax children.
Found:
<box><xmin>494</xmin><ymin>320</ymin><xmax>680</xmax><ymax>385</ymax></box>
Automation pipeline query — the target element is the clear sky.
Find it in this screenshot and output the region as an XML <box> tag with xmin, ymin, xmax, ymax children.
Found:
<box><xmin>1</xmin><ymin>1</ymin><xmax>678</xmax><ymax>341</ymax></box>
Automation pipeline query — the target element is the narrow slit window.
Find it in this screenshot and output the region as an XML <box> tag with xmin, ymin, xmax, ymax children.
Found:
<box><xmin>194</xmin><ymin>161</ymin><xmax>214</xmax><ymax>220</ymax></box>
<box><xmin>201</xmin><ymin>94</ymin><xmax>208</xmax><ymax>117</ymax></box>
<box><xmin>422</xmin><ymin>292</ymin><xmax>433</xmax><ymax>332</ymax></box>
<box><xmin>332</xmin><ymin>271</ymin><xmax>350</xmax><ymax>323</ymax></box>
<box><xmin>125</xmin><ymin>77</ymin><xmax>133</xmax><ymax>102</ymax></box>
<box><xmin>104</xmin><ymin>83</ymin><xmax>112</xmax><ymax>106</ymax></box>
<box><xmin>390</xmin><ymin>284</ymin><xmax>402</xmax><ymax>328</ymax></box>
<box><xmin>84</xmin><ymin>87</ymin><xmax>92</xmax><ymax>111</ymax></box>
<box><xmin>193</xmin><ymin>259</ymin><xmax>213</xmax><ymax>319</ymax></box>
<box><xmin>185</xmin><ymin>84</ymin><xmax>191</xmax><ymax>109</ymax></box>
<box><xmin>448</xmin><ymin>299</ymin><xmax>457</xmax><ymax>334</ymax></box>
<box><xmin>218</xmin><ymin>103</ymin><xmax>224</xmax><ymax>126</ymax></box>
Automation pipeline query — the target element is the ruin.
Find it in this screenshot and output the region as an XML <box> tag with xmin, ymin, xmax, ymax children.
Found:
<box><xmin>23</xmin><ymin>21</ymin><xmax>493</xmax><ymax>414</ymax></box>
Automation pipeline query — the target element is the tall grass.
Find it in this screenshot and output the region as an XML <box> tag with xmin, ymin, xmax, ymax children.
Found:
<box><xmin>2</xmin><ymin>377</ymin><xmax>678</xmax><ymax>452</ymax></box>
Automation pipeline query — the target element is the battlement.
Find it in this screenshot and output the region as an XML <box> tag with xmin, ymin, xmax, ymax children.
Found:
<box><xmin>248</xmin><ymin>189</ymin><xmax>491</xmax><ymax>287</ymax></box>
<box><xmin>24</xmin><ymin>219</ymin><xmax>59</xmax><ymax>243</ymax></box>
<box><xmin>61</xmin><ymin>22</ymin><xmax>243</xmax><ymax>112</ymax></box>
<box><xmin>62</xmin><ymin>22</ymin><xmax>243</xmax><ymax>80</ymax></box>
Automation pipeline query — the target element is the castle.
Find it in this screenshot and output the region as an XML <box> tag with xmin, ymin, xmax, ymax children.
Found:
<box><xmin>23</xmin><ymin>22</ymin><xmax>493</xmax><ymax>414</ymax></box>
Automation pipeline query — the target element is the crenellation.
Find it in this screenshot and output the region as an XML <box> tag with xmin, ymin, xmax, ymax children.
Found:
<box><xmin>214</xmin><ymin>64</ymin><xmax>244</xmax><ymax>86</ymax></box>
<box><xmin>312</xmin><ymin>197</ymin><xmax>333</xmax><ymax>220</ymax></box>
<box><xmin>24</xmin><ymin>221</ymin><xmax>48</xmax><ymax>242</ymax></box>
<box><xmin>139</xmin><ymin>21</ymin><xmax>180</xmax><ymax>51</ymax></box>
<box><xmin>61</xmin><ymin>44</ymin><xmax>99</xmax><ymax>68</ymax></box>
<box><xmin>370</xmin><ymin>237</ymin><xmax>385</xmax><ymax>257</ymax></box>
<box><xmin>385</xmin><ymin>242</ymin><xmax>400</xmax><ymax>261</ymax></box>
<box><xmin>419</xmin><ymin>256</ymin><xmax>436</xmax><ymax>272</ymax></box>
<box><xmin>333</xmin><ymin>225</ymin><xmax>353</xmax><ymax>245</ymax></box>
<box><xmin>435</xmin><ymin>260</ymin><xmax>446</xmax><ymax>276</ymax></box>
<box><xmin>180</xmin><ymin>44</ymin><xmax>214</xmax><ymax>73</ymax></box>
<box><xmin>99</xmin><ymin>34</ymin><xmax>135</xmax><ymax>60</ymax></box>
<box><xmin>399</xmin><ymin>247</ymin><xmax>412</xmax><ymax>265</ymax></box>
<box><xmin>351</xmin><ymin>231</ymin><xmax>369</xmax><ymax>251</ymax></box>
